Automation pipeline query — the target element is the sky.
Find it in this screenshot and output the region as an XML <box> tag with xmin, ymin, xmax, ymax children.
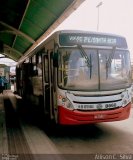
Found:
<box><xmin>0</xmin><ymin>54</ymin><xmax>16</xmax><ymax>73</ymax></box>
<box><xmin>1</xmin><ymin>0</ymin><xmax>133</xmax><ymax>68</ymax></box>
<box><xmin>55</xmin><ymin>0</ymin><xmax>133</xmax><ymax>61</ymax></box>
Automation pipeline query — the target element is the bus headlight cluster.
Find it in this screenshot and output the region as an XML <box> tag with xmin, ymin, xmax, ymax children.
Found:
<box><xmin>121</xmin><ymin>90</ymin><xmax>131</xmax><ymax>107</ymax></box>
<box><xmin>65</xmin><ymin>98</ymin><xmax>74</xmax><ymax>110</ymax></box>
<box><xmin>58</xmin><ymin>95</ymin><xmax>74</xmax><ymax>110</ymax></box>
<box><xmin>123</xmin><ymin>99</ymin><xmax>128</xmax><ymax>106</ymax></box>
<box><xmin>131</xmin><ymin>85</ymin><xmax>133</xmax><ymax>97</ymax></box>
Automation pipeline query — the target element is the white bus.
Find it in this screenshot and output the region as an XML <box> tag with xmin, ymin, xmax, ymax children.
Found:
<box><xmin>16</xmin><ymin>30</ymin><xmax>132</xmax><ymax>125</ymax></box>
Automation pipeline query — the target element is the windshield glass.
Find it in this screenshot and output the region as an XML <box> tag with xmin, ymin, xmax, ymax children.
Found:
<box><xmin>100</xmin><ymin>49</ymin><xmax>131</xmax><ymax>90</ymax></box>
<box><xmin>58</xmin><ymin>48</ymin><xmax>131</xmax><ymax>91</ymax></box>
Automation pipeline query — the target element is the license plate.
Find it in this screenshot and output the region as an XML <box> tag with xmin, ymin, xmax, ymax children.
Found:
<box><xmin>94</xmin><ymin>114</ymin><xmax>105</xmax><ymax>119</ymax></box>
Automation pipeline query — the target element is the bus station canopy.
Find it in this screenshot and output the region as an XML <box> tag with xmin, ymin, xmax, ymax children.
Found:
<box><xmin>0</xmin><ymin>0</ymin><xmax>84</xmax><ymax>62</ymax></box>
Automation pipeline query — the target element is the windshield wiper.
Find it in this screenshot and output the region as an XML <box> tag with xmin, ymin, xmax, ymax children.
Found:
<box><xmin>106</xmin><ymin>46</ymin><xmax>116</xmax><ymax>79</ymax></box>
<box><xmin>77</xmin><ymin>45</ymin><xmax>91</xmax><ymax>67</ymax></box>
<box><xmin>77</xmin><ymin>44</ymin><xmax>92</xmax><ymax>79</ymax></box>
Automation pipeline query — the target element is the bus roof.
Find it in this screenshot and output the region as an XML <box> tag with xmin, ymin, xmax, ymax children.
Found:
<box><xmin>56</xmin><ymin>30</ymin><xmax>127</xmax><ymax>48</ymax></box>
<box><xmin>18</xmin><ymin>30</ymin><xmax>128</xmax><ymax>63</ymax></box>
<box><xmin>55</xmin><ymin>30</ymin><xmax>126</xmax><ymax>38</ymax></box>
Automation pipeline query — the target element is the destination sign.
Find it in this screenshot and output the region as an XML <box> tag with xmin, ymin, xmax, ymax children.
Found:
<box><xmin>59</xmin><ymin>33</ymin><xmax>127</xmax><ymax>48</ymax></box>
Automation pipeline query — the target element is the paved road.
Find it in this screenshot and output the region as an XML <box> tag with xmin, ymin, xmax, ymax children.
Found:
<box><xmin>2</xmin><ymin>91</ymin><xmax>133</xmax><ymax>160</ymax></box>
<box><xmin>43</xmin><ymin>108</ymin><xmax>133</xmax><ymax>154</ymax></box>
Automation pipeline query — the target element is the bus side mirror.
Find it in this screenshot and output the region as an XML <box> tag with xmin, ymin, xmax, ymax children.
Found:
<box><xmin>53</xmin><ymin>52</ymin><xmax>58</xmax><ymax>67</ymax></box>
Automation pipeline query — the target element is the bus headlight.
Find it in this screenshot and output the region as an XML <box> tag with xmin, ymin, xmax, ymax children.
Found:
<box><xmin>123</xmin><ymin>99</ymin><xmax>128</xmax><ymax>106</ymax></box>
<box><xmin>65</xmin><ymin>98</ymin><xmax>74</xmax><ymax>110</ymax></box>
<box><xmin>58</xmin><ymin>95</ymin><xmax>74</xmax><ymax>110</ymax></box>
<box><xmin>121</xmin><ymin>90</ymin><xmax>131</xmax><ymax>107</ymax></box>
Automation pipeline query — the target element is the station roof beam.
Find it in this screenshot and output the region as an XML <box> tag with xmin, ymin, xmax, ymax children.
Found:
<box><xmin>0</xmin><ymin>0</ymin><xmax>85</xmax><ymax>61</ymax></box>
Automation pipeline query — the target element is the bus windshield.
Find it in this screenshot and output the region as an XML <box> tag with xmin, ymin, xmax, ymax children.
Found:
<box><xmin>58</xmin><ymin>48</ymin><xmax>131</xmax><ymax>91</ymax></box>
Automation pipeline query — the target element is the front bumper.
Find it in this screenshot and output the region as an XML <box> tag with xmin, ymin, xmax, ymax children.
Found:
<box><xmin>58</xmin><ymin>103</ymin><xmax>131</xmax><ymax>125</ymax></box>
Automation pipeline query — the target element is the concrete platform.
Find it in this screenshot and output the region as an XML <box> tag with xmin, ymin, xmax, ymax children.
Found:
<box><xmin>0</xmin><ymin>90</ymin><xmax>60</xmax><ymax>156</ymax></box>
<box><xmin>0</xmin><ymin>92</ymin><xmax>8</xmax><ymax>154</ymax></box>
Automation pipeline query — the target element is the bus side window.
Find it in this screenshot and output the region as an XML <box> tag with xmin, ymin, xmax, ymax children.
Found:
<box><xmin>44</xmin><ymin>55</ymin><xmax>49</xmax><ymax>83</ymax></box>
<box><xmin>31</xmin><ymin>55</ymin><xmax>38</xmax><ymax>76</ymax></box>
<box><xmin>36</xmin><ymin>54</ymin><xmax>42</xmax><ymax>76</ymax></box>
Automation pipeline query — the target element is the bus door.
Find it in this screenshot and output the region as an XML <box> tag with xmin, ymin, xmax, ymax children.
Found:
<box><xmin>42</xmin><ymin>53</ymin><xmax>53</xmax><ymax>120</ymax></box>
